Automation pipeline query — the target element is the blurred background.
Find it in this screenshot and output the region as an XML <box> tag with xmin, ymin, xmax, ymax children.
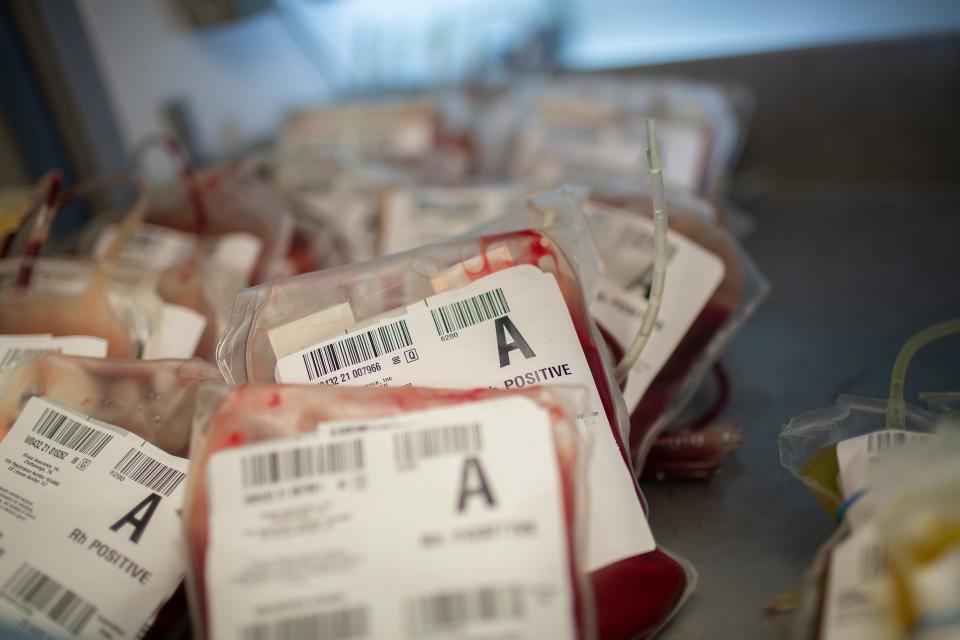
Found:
<box><xmin>2</xmin><ymin>0</ymin><xmax>960</xmax><ymax>190</ymax></box>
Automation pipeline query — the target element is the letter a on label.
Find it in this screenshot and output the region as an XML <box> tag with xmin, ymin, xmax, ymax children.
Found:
<box><xmin>110</xmin><ymin>493</ymin><xmax>161</xmax><ymax>543</ymax></box>
<box><xmin>456</xmin><ymin>457</ymin><xmax>497</xmax><ymax>512</ymax></box>
<box><xmin>495</xmin><ymin>316</ymin><xmax>536</xmax><ymax>368</ymax></box>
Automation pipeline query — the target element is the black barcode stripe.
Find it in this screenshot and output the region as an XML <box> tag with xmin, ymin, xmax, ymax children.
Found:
<box><xmin>241</xmin><ymin>440</ymin><xmax>364</xmax><ymax>487</ymax></box>
<box><xmin>3</xmin><ymin>564</ymin><xmax>97</xmax><ymax>635</ymax></box>
<box><xmin>302</xmin><ymin>319</ymin><xmax>412</xmax><ymax>381</ymax></box>
<box><xmin>31</xmin><ymin>408</ymin><xmax>113</xmax><ymax>457</ymax></box>
<box><xmin>429</xmin><ymin>288</ymin><xmax>509</xmax><ymax>337</ymax></box>
<box><xmin>406</xmin><ymin>586</ymin><xmax>525</xmax><ymax>636</ymax></box>
<box><xmin>393</xmin><ymin>423</ymin><xmax>483</xmax><ymax>471</ymax></box>
<box><xmin>859</xmin><ymin>542</ymin><xmax>887</xmax><ymax>581</ymax></box>
<box><xmin>241</xmin><ymin>607</ymin><xmax>367</xmax><ymax>640</ymax></box>
<box><xmin>113</xmin><ymin>448</ymin><xmax>186</xmax><ymax>497</ymax></box>
<box><xmin>866</xmin><ymin>431</ymin><xmax>924</xmax><ymax>454</ymax></box>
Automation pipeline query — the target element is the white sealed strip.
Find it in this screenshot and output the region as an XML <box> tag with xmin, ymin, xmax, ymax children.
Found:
<box><xmin>206</xmin><ymin>397</ymin><xmax>576</xmax><ymax>640</ymax></box>
<box><xmin>276</xmin><ymin>264</ymin><xmax>655</xmax><ymax>570</ymax></box>
<box><xmin>0</xmin><ymin>396</ymin><xmax>189</xmax><ymax>639</ymax></box>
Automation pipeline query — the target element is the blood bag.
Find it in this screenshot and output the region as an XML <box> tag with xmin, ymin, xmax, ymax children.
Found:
<box><xmin>217</xmin><ymin>185</ymin><xmax>695</xmax><ymax>639</ymax></box>
<box><xmin>0</xmin><ymin>353</ymin><xmax>219</xmax><ymax>639</ymax></box>
<box><xmin>585</xmin><ymin>187</ymin><xmax>767</xmax><ymax>476</ymax></box>
<box><xmin>183</xmin><ymin>384</ymin><xmax>591</xmax><ymax>639</ymax></box>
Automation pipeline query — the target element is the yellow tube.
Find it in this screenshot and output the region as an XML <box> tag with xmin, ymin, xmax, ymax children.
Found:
<box><xmin>887</xmin><ymin>319</ymin><xmax>960</xmax><ymax>429</ymax></box>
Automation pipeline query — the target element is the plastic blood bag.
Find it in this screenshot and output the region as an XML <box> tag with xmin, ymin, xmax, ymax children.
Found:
<box><xmin>183</xmin><ymin>385</ymin><xmax>590</xmax><ymax>639</ymax></box>
<box><xmin>137</xmin><ymin>136</ymin><xmax>288</xmax><ymax>285</ymax></box>
<box><xmin>780</xmin><ymin>320</ymin><xmax>960</xmax><ymax>640</ymax></box>
<box><xmin>586</xmin><ymin>187</ymin><xmax>767</xmax><ymax>477</ymax></box>
<box><xmin>0</xmin><ymin>353</ymin><xmax>219</xmax><ymax>639</ymax></box>
<box><xmin>484</xmin><ymin>78</ymin><xmax>746</xmax><ymax>197</ymax></box>
<box><xmin>218</xmin><ymin>183</ymin><xmax>693</xmax><ymax>639</ymax></box>
<box><xmin>0</xmin><ymin>173</ymin><xmax>159</xmax><ymax>358</ymax></box>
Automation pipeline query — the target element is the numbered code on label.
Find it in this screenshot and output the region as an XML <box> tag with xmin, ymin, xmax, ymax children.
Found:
<box><xmin>0</xmin><ymin>396</ymin><xmax>189</xmax><ymax>639</ymax></box>
<box><xmin>206</xmin><ymin>396</ymin><xmax>576</xmax><ymax>640</ymax></box>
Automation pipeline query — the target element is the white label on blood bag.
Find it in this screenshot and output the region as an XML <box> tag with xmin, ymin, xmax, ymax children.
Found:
<box><xmin>379</xmin><ymin>186</ymin><xmax>520</xmax><ymax>256</ymax></box>
<box><xmin>95</xmin><ymin>223</ymin><xmax>196</xmax><ymax>271</ymax></box>
<box><xmin>0</xmin><ymin>396</ymin><xmax>188</xmax><ymax>639</ymax></box>
<box><xmin>0</xmin><ymin>335</ymin><xmax>108</xmax><ymax>373</ymax></box>
<box><xmin>835</xmin><ymin>430</ymin><xmax>931</xmax><ymax>526</ymax></box>
<box><xmin>209</xmin><ymin>232</ymin><xmax>261</xmax><ymax>284</ymax></box>
<box><xmin>142</xmin><ymin>304</ymin><xmax>206</xmax><ymax>360</ymax></box>
<box><xmin>275</xmin><ymin>264</ymin><xmax>656</xmax><ymax>570</ymax></box>
<box><xmin>821</xmin><ymin>523</ymin><xmax>898</xmax><ymax>640</ymax></box>
<box><xmin>587</xmin><ymin>206</ymin><xmax>724</xmax><ymax>412</ymax></box>
<box><xmin>206</xmin><ymin>397</ymin><xmax>575</xmax><ymax>640</ymax></box>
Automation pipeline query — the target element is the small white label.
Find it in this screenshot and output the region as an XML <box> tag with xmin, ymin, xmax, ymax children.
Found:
<box><xmin>95</xmin><ymin>223</ymin><xmax>196</xmax><ymax>271</ymax></box>
<box><xmin>268</xmin><ymin>303</ymin><xmax>357</xmax><ymax>361</ymax></box>
<box><xmin>275</xmin><ymin>264</ymin><xmax>655</xmax><ymax>571</ymax></box>
<box><xmin>206</xmin><ymin>397</ymin><xmax>575</xmax><ymax>640</ymax></box>
<box><xmin>0</xmin><ymin>335</ymin><xmax>108</xmax><ymax>373</ymax></box>
<box><xmin>142</xmin><ymin>304</ymin><xmax>206</xmax><ymax>360</ymax></box>
<box><xmin>0</xmin><ymin>397</ymin><xmax>188</xmax><ymax>639</ymax></box>
<box><xmin>587</xmin><ymin>206</ymin><xmax>724</xmax><ymax>412</ymax></box>
<box><xmin>379</xmin><ymin>186</ymin><xmax>519</xmax><ymax>256</ymax></box>
<box><xmin>821</xmin><ymin>523</ymin><xmax>898</xmax><ymax>640</ymax></box>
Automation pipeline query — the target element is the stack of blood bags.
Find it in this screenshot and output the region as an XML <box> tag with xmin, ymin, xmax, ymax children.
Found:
<box><xmin>217</xmin><ymin>185</ymin><xmax>695</xmax><ymax>639</ymax></box>
<box><xmin>0</xmin><ymin>73</ymin><xmax>773</xmax><ymax>640</ymax></box>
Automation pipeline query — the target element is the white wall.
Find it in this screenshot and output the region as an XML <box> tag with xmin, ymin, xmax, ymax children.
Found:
<box><xmin>78</xmin><ymin>0</ymin><xmax>327</xmax><ymax>161</ymax></box>
<box><xmin>562</xmin><ymin>0</ymin><xmax>960</xmax><ymax>68</ymax></box>
<box><xmin>77</xmin><ymin>0</ymin><xmax>550</xmax><ymax>164</ymax></box>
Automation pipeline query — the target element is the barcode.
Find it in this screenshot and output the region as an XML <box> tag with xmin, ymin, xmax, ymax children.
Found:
<box><xmin>406</xmin><ymin>586</ymin><xmax>525</xmax><ymax>636</ymax></box>
<box><xmin>0</xmin><ymin>348</ymin><xmax>56</xmax><ymax>368</ymax></box>
<box><xmin>31</xmin><ymin>407</ymin><xmax>113</xmax><ymax>457</ymax></box>
<box><xmin>302</xmin><ymin>319</ymin><xmax>412</xmax><ymax>381</ymax></box>
<box><xmin>241</xmin><ymin>440</ymin><xmax>364</xmax><ymax>487</ymax></box>
<box><xmin>394</xmin><ymin>423</ymin><xmax>483</xmax><ymax>471</ymax></box>
<box><xmin>866</xmin><ymin>431</ymin><xmax>926</xmax><ymax>454</ymax></box>
<box><xmin>113</xmin><ymin>448</ymin><xmax>186</xmax><ymax>497</ymax></box>
<box><xmin>3</xmin><ymin>564</ymin><xmax>97</xmax><ymax>635</ymax></box>
<box><xmin>859</xmin><ymin>542</ymin><xmax>887</xmax><ymax>581</ymax></box>
<box><xmin>429</xmin><ymin>288</ymin><xmax>510</xmax><ymax>337</ymax></box>
<box><xmin>241</xmin><ymin>607</ymin><xmax>368</xmax><ymax>640</ymax></box>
